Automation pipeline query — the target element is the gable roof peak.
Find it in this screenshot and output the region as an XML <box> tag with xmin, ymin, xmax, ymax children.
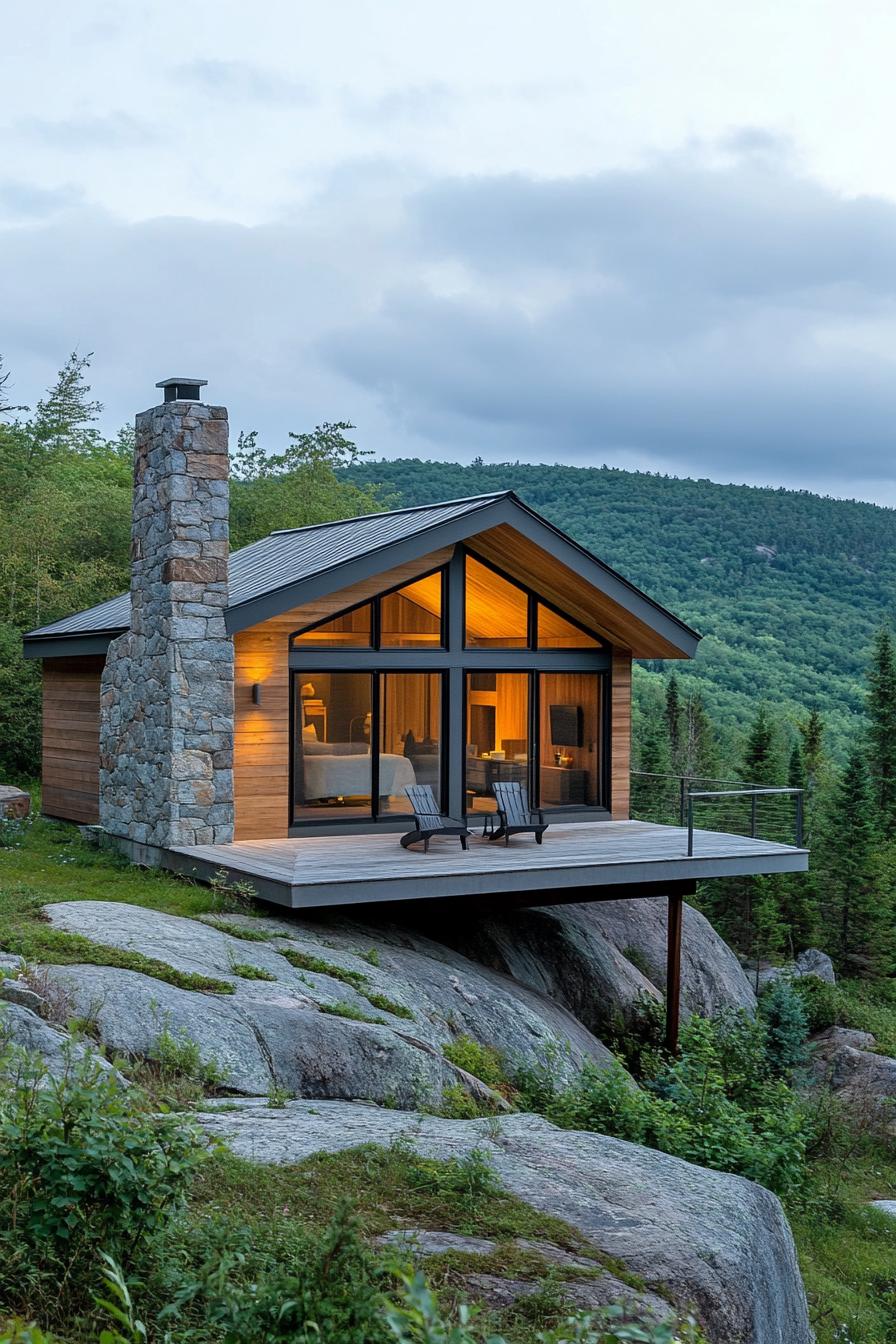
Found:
<box><xmin>268</xmin><ymin>490</ymin><xmax>514</xmax><ymax>537</ymax></box>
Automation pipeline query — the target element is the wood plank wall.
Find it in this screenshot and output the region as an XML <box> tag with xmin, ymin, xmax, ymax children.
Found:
<box><xmin>610</xmin><ymin>651</ymin><xmax>632</xmax><ymax>819</ymax></box>
<box><xmin>42</xmin><ymin>656</ymin><xmax>105</xmax><ymax>824</ymax></box>
<box><xmin>233</xmin><ymin>548</ymin><xmax>453</xmax><ymax>840</ymax></box>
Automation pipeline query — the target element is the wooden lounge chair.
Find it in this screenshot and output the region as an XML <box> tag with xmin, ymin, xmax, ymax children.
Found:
<box><xmin>401</xmin><ymin>784</ymin><xmax>471</xmax><ymax>852</ymax></box>
<box><xmin>490</xmin><ymin>781</ymin><xmax>549</xmax><ymax>845</ymax></box>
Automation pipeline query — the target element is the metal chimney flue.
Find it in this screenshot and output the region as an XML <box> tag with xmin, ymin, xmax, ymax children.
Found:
<box><xmin>155</xmin><ymin>376</ymin><xmax>208</xmax><ymax>403</ymax></box>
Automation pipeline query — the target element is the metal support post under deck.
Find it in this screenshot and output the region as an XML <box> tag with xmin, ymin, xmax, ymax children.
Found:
<box><xmin>665</xmin><ymin>890</ymin><xmax>684</xmax><ymax>1054</ymax></box>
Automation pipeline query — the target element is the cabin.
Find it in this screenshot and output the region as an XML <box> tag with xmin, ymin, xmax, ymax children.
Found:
<box><xmin>23</xmin><ymin>380</ymin><xmax>807</xmax><ymax>1043</ymax></box>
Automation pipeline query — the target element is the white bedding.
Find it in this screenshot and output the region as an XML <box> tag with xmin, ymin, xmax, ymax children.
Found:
<box><xmin>302</xmin><ymin>752</ymin><xmax>416</xmax><ymax>801</ymax></box>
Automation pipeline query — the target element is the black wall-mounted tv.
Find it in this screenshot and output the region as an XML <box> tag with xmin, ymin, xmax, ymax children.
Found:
<box><xmin>549</xmin><ymin>704</ymin><xmax>582</xmax><ymax>747</ymax></box>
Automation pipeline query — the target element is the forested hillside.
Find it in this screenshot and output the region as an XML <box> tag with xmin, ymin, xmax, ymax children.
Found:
<box><xmin>346</xmin><ymin>459</ymin><xmax>896</xmax><ymax>760</ymax></box>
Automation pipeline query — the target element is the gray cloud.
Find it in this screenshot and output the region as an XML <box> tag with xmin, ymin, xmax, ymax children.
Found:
<box><xmin>3</xmin><ymin>140</ymin><xmax>896</xmax><ymax>494</ymax></box>
<box><xmin>176</xmin><ymin>59</ymin><xmax>315</xmax><ymax>107</ymax></box>
<box><xmin>16</xmin><ymin>114</ymin><xmax>155</xmax><ymax>149</ymax></box>
<box><xmin>0</xmin><ymin>180</ymin><xmax>82</xmax><ymax>221</ymax></box>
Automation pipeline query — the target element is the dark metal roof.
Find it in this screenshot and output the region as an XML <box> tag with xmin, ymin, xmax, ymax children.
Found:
<box><xmin>23</xmin><ymin>489</ymin><xmax>701</xmax><ymax>657</ymax></box>
<box><xmin>23</xmin><ymin>494</ymin><xmax>509</xmax><ymax>642</ymax></box>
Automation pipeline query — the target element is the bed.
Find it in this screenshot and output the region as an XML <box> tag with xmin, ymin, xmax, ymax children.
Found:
<box><xmin>301</xmin><ymin>744</ymin><xmax>416</xmax><ymax>802</ymax></box>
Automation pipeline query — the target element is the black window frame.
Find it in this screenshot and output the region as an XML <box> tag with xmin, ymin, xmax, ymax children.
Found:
<box><xmin>287</xmin><ymin>546</ymin><xmax>612</xmax><ymax>834</ymax></box>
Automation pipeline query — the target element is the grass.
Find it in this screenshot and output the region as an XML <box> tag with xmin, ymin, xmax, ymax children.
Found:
<box><xmin>279</xmin><ymin>945</ymin><xmax>415</xmax><ymax>1019</ymax></box>
<box><xmin>793</xmin><ymin>1135</ymin><xmax>896</xmax><ymax>1344</ymax></box>
<box><xmin>320</xmin><ymin>999</ymin><xmax>388</xmax><ymax>1025</ymax></box>
<box><xmin>187</xmin><ymin>1144</ymin><xmax>665</xmax><ymax>1341</ymax></box>
<box><xmin>0</xmin><ymin>816</ymin><xmax>228</xmax><ymax>994</ymax></box>
<box><xmin>230</xmin><ymin>961</ymin><xmax>277</xmax><ymax>981</ymax></box>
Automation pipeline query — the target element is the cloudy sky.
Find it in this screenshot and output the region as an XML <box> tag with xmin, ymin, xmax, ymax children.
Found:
<box><xmin>3</xmin><ymin>1</ymin><xmax>896</xmax><ymax>501</ymax></box>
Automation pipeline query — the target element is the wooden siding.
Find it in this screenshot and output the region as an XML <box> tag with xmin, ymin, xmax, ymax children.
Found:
<box><xmin>610</xmin><ymin>651</ymin><xmax>632</xmax><ymax>820</ymax></box>
<box><xmin>42</xmin><ymin>656</ymin><xmax>104</xmax><ymax>824</ymax></box>
<box><xmin>233</xmin><ymin>547</ymin><xmax>454</xmax><ymax>840</ymax></box>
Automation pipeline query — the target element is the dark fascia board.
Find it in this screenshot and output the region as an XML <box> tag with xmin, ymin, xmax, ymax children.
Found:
<box><xmin>22</xmin><ymin>632</ymin><xmax>120</xmax><ymax>660</ymax></box>
<box><xmin>225</xmin><ymin>493</ymin><xmax>701</xmax><ymax>656</ymax></box>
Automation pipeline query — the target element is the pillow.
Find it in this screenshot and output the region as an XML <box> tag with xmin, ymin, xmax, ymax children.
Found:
<box><xmin>302</xmin><ymin>723</ymin><xmax>318</xmax><ymax>741</ymax></box>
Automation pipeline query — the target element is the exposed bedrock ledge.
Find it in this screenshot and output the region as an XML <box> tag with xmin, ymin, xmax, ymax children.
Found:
<box><xmin>198</xmin><ymin>1099</ymin><xmax>813</xmax><ymax>1344</ymax></box>
<box><xmin>425</xmin><ymin>895</ymin><xmax>757</xmax><ymax>1036</ymax></box>
<box><xmin>40</xmin><ymin>901</ymin><xmax>618</xmax><ymax>1105</ymax></box>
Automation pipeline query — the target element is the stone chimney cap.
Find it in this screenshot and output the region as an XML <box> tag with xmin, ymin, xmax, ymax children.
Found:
<box><xmin>155</xmin><ymin>377</ymin><xmax>208</xmax><ymax>402</ymax></box>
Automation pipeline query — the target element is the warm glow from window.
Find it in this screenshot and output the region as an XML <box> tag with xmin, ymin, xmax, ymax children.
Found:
<box><xmin>537</xmin><ymin>603</ymin><xmax>601</xmax><ymax>649</ymax></box>
<box><xmin>293</xmin><ymin>604</ymin><xmax>372</xmax><ymax>647</ymax></box>
<box><xmin>465</xmin><ymin>556</ymin><xmax>528</xmax><ymax>648</ymax></box>
<box><xmin>380</xmin><ymin>573</ymin><xmax>443</xmax><ymax>647</ymax></box>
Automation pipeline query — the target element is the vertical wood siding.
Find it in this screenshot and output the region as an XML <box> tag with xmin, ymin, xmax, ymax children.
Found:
<box><xmin>41</xmin><ymin>656</ymin><xmax>105</xmax><ymax>824</ymax></box>
<box><xmin>610</xmin><ymin>651</ymin><xmax>632</xmax><ymax>819</ymax></box>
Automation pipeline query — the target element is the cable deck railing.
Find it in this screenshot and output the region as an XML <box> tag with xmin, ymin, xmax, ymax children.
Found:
<box><xmin>630</xmin><ymin>772</ymin><xmax>805</xmax><ymax>854</ymax></box>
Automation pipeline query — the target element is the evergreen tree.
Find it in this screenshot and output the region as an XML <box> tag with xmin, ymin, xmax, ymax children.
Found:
<box><xmin>787</xmin><ymin>741</ymin><xmax>806</xmax><ymax>790</ymax></box>
<box><xmin>664</xmin><ymin>673</ymin><xmax>683</xmax><ymax>771</ymax></box>
<box><xmin>824</xmin><ymin>747</ymin><xmax>879</xmax><ymax>974</ymax></box>
<box><xmin>29</xmin><ymin>352</ymin><xmax>102</xmax><ymax>463</ymax></box>
<box><xmin>681</xmin><ymin>691</ymin><xmax>718</xmax><ymax>780</ymax></box>
<box><xmin>742</xmin><ymin>706</ymin><xmax>780</xmax><ymax>787</ymax></box>
<box><xmin>867</xmin><ymin>626</ymin><xmax>896</xmax><ymax>837</ymax></box>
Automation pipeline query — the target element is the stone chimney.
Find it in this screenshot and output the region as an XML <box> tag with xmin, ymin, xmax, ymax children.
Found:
<box><xmin>99</xmin><ymin>381</ymin><xmax>234</xmax><ymax>854</ymax></box>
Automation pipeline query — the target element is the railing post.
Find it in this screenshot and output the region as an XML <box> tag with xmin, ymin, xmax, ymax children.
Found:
<box><xmin>679</xmin><ymin>775</ymin><xmax>687</xmax><ymax>828</ymax></box>
<box><xmin>750</xmin><ymin>793</ymin><xmax>757</xmax><ymax>838</ymax></box>
<box><xmin>687</xmin><ymin>794</ymin><xmax>694</xmax><ymax>857</ymax></box>
<box><xmin>795</xmin><ymin>790</ymin><xmax>804</xmax><ymax>848</ymax></box>
<box><xmin>665</xmin><ymin>891</ymin><xmax>684</xmax><ymax>1054</ymax></box>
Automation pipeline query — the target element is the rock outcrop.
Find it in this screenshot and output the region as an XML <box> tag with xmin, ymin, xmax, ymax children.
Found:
<box><xmin>0</xmin><ymin>1002</ymin><xmax>117</xmax><ymax>1080</ymax></box>
<box><xmin>41</xmin><ymin>902</ymin><xmax>618</xmax><ymax>1104</ymax></box>
<box><xmin>749</xmin><ymin>948</ymin><xmax>836</xmax><ymax>991</ymax></box>
<box><xmin>429</xmin><ymin>895</ymin><xmax>756</xmax><ymax>1035</ymax></box>
<box><xmin>808</xmin><ymin>1025</ymin><xmax>896</xmax><ymax>1124</ymax></box>
<box><xmin>199</xmin><ymin>1099</ymin><xmax>813</xmax><ymax>1344</ymax></box>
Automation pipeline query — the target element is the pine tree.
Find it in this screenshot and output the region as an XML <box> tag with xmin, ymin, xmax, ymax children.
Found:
<box><xmin>788</xmin><ymin>741</ymin><xmax>806</xmax><ymax>790</ymax></box>
<box><xmin>30</xmin><ymin>351</ymin><xmax>102</xmax><ymax>461</ymax></box>
<box><xmin>824</xmin><ymin>746</ymin><xmax>879</xmax><ymax>974</ymax></box>
<box><xmin>681</xmin><ymin>691</ymin><xmax>718</xmax><ymax>780</ymax></box>
<box><xmin>664</xmin><ymin>673</ymin><xmax>683</xmax><ymax>771</ymax></box>
<box><xmin>867</xmin><ymin>626</ymin><xmax>896</xmax><ymax>837</ymax></box>
<box><xmin>742</xmin><ymin>706</ymin><xmax>780</xmax><ymax>787</ymax></box>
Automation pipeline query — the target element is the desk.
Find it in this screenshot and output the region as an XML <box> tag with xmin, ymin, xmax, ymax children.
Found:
<box><xmin>540</xmin><ymin>766</ymin><xmax>588</xmax><ymax>806</ymax></box>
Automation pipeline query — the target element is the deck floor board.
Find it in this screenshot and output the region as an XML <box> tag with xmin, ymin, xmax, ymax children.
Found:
<box><xmin>167</xmin><ymin>820</ymin><xmax>808</xmax><ymax>909</ymax></box>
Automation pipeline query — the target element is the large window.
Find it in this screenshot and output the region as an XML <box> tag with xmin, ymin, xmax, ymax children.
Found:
<box><xmin>465</xmin><ymin>673</ymin><xmax>529</xmax><ymax>813</ymax></box>
<box><xmin>465</xmin><ymin>556</ymin><xmax>529</xmax><ymax>648</ymax></box>
<box><xmin>381</xmin><ymin>574</ymin><xmax>443</xmax><ymax>648</ymax></box>
<box><xmin>538</xmin><ymin>672</ymin><xmax>602</xmax><ymax>807</ymax></box>
<box><xmin>293</xmin><ymin>672</ymin><xmax>373</xmax><ymax>819</ymax></box>
<box><xmin>289</xmin><ymin>550</ymin><xmax>609</xmax><ymax>828</ymax></box>
<box><xmin>380</xmin><ymin>673</ymin><xmax>443</xmax><ymax>813</ymax></box>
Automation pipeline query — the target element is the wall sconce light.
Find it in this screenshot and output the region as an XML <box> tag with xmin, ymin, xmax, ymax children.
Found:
<box><xmin>252</xmin><ymin>682</ymin><xmax>263</xmax><ymax>706</ymax></box>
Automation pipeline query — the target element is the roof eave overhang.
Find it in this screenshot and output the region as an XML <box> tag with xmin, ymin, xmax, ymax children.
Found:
<box><xmin>22</xmin><ymin>631</ymin><xmax>123</xmax><ymax>660</ymax></box>
<box><xmin>224</xmin><ymin>494</ymin><xmax>701</xmax><ymax>658</ymax></box>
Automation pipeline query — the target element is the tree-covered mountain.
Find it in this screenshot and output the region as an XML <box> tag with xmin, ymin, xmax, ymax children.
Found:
<box><xmin>346</xmin><ymin>458</ymin><xmax>896</xmax><ymax>759</ymax></box>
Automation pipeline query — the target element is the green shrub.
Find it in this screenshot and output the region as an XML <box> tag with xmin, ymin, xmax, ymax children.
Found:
<box><xmin>366</xmin><ymin>991</ymin><xmax>414</xmax><ymax>1020</ymax></box>
<box><xmin>442</xmin><ymin>1034</ymin><xmax>506</xmax><ymax>1088</ymax></box>
<box><xmin>229</xmin><ymin>961</ymin><xmax>277</xmax><ymax>982</ymax></box>
<box><xmin>319</xmin><ymin>1000</ymin><xmax>387</xmax><ymax>1025</ymax></box>
<box><xmin>518</xmin><ymin>1014</ymin><xmax>812</xmax><ymax>1200</ymax></box>
<box><xmin>760</xmin><ymin>980</ymin><xmax>809</xmax><ymax>1076</ymax></box>
<box><xmin>0</xmin><ymin>1044</ymin><xmax>205</xmax><ymax>1324</ymax></box>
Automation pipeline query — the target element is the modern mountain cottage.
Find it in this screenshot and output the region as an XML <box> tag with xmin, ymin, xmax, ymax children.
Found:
<box><xmin>22</xmin><ymin>381</ymin><xmax>808</xmax><ymax>1047</ymax></box>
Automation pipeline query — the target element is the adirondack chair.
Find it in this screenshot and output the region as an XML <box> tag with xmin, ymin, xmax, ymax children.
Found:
<box><xmin>400</xmin><ymin>784</ymin><xmax>471</xmax><ymax>852</ymax></box>
<box><xmin>490</xmin><ymin>781</ymin><xmax>549</xmax><ymax>845</ymax></box>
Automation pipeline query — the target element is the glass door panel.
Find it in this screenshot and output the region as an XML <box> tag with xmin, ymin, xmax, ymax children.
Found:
<box><xmin>379</xmin><ymin>673</ymin><xmax>443</xmax><ymax>813</ymax></box>
<box><xmin>538</xmin><ymin>672</ymin><xmax>602</xmax><ymax>808</ymax></box>
<box><xmin>293</xmin><ymin>672</ymin><xmax>373</xmax><ymax>820</ymax></box>
<box><xmin>465</xmin><ymin>672</ymin><xmax>530</xmax><ymax>813</ymax></box>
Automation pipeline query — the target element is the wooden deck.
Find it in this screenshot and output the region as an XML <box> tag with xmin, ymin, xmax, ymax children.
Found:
<box><xmin>166</xmin><ymin>819</ymin><xmax>808</xmax><ymax>909</ymax></box>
